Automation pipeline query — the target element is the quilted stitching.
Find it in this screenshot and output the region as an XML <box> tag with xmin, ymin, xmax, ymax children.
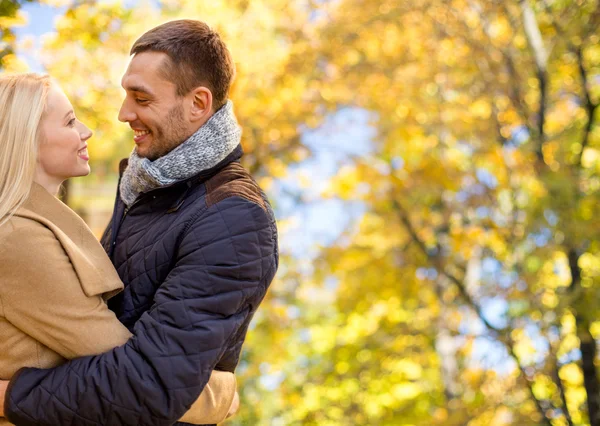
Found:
<box><xmin>6</xmin><ymin>152</ymin><xmax>278</xmax><ymax>426</ymax></box>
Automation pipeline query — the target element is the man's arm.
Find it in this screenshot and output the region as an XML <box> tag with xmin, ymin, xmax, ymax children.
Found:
<box><xmin>1</xmin><ymin>378</ymin><xmax>238</xmax><ymax>424</ymax></box>
<box><xmin>5</xmin><ymin>197</ymin><xmax>276</xmax><ymax>426</ymax></box>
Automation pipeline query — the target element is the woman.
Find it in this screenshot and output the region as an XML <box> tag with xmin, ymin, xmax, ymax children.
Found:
<box><xmin>0</xmin><ymin>73</ymin><xmax>237</xmax><ymax>425</ymax></box>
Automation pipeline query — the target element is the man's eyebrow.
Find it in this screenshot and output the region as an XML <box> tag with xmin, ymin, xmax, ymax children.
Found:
<box><xmin>123</xmin><ymin>84</ymin><xmax>154</xmax><ymax>96</ymax></box>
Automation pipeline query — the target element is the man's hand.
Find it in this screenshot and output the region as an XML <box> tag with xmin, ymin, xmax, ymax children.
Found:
<box><xmin>226</xmin><ymin>391</ymin><xmax>239</xmax><ymax>419</ymax></box>
<box><xmin>0</xmin><ymin>379</ymin><xmax>8</xmax><ymax>417</ymax></box>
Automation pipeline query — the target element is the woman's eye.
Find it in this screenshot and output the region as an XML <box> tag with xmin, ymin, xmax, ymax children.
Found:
<box><xmin>68</xmin><ymin>118</ymin><xmax>76</xmax><ymax>127</ymax></box>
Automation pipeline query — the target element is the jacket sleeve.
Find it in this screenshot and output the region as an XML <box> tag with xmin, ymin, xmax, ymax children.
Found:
<box><xmin>0</xmin><ymin>225</ymin><xmax>238</xmax><ymax>425</ymax></box>
<box><xmin>5</xmin><ymin>197</ymin><xmax>274</xmax><ymax>426</ymax></box>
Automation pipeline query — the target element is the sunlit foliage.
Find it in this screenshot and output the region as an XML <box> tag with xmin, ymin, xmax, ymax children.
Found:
<box><xmin>3</xmin><ymin>0</ymin><xmax>599</xmax><ymax>424</ymax></box>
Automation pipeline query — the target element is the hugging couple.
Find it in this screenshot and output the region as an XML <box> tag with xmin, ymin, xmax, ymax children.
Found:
<box><xmin>0</xmin><ymin>19</ymin><xmax>278</xmax><ymax>426</ymax></box>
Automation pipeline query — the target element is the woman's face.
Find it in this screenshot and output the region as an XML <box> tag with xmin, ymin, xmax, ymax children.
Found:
<box><xmin>37</xmin><ymin>84</ymin><xmax>92</xmax><ymax>182</ymax></box>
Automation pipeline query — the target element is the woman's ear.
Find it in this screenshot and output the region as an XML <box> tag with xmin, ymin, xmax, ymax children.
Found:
<box><xmin>190</xmin><ymin>87</ymin><xmax>213</xmax><ymax>122</ymax></box>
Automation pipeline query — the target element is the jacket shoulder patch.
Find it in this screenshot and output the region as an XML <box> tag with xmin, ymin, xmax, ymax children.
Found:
<box><xmin>205</xmin><ymin>163</ymin><xmax>266</xmax><ymax>211</ymax></box>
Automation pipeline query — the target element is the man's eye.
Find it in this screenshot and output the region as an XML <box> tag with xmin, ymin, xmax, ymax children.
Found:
<box><xmin>136</xmin><ymin>98</ymin><xmax>149</xmax><ymax>104</ymax></box>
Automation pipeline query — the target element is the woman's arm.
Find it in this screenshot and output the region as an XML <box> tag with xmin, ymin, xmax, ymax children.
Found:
<box><xmin>179</xmin><ymin>371</ymin><xmax>237</xmax><ymax>424</ymax></box>
<box><xmin>0</xmin><ymin>225</ymin><xmax>235</xmax><ymax>423</ymax></box>
<box><xmin>0</xmin><ymin>225</ymin><xmax>131</xmax><ymax>357</ymax></box>
<box><xmin>0</xmin><ymin>380</ymin><xmax>7</xmax><ymax>417</ymax></box>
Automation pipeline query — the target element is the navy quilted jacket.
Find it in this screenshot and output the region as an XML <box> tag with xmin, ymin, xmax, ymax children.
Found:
<box><xmin>5</xmin><ymin>145</ymin><xmax>278</xmax><ymax>425</ymax></box>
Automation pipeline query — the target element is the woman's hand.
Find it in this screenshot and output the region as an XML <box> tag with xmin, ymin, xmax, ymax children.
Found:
<box><xmin>227</xmin><ymin>391</ymin><xmax>240</xmax><ymax>418</ymax></box>
<box><xmin>0</xmin><ymin>379</ymin><xmax>8</xmax><ymax>417</ymax></box>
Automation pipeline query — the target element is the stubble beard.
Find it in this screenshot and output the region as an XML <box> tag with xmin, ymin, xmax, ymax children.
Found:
<box><xmin>141</xmin><ymin>103</ymin><xmax>189</xmax><ymax>161</ymax></box>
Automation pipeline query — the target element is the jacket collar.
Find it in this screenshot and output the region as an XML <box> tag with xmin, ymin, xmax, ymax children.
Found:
<box><xmin>116</xmin><ymin>144</ymin><xmax>244</xmax><ymax>213</ymax></box>
<box><xmin>16</xmin><ymin>183</ymin><xmax>124</xmax><ymax>299</ymax></box>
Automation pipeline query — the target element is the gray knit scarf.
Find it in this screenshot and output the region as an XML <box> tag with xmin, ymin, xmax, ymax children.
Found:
<box><xmin>120</xmin><ymin>100</ymin><xmax>241</xmax><ymax>206</ymax></box>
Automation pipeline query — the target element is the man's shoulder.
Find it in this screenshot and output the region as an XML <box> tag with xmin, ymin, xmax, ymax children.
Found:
<box><xmin>204</xmin><ymin>162</ymin><xmax>268</xmax><ymax>213</ymax></box>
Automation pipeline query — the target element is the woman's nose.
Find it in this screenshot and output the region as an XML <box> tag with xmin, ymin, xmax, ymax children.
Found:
<box><xmin>79</xmin><ymin>122</ymin><xmax>93</xmax><ymax>141</ymax></box>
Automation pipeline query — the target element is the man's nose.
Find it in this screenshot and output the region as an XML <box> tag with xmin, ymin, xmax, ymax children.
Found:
<box><xmin>118</xmin><ymin>99</ymin><xmax>136</xmax><ymax>123</ymax></box>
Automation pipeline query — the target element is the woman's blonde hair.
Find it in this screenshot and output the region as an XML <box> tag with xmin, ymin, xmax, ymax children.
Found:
<box><xmin>0</xmin><ymin>73</ymin><xmax>52</xmax><ymax>227</ymax></box>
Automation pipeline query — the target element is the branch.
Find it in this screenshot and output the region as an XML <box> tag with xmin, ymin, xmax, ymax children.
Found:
<box><xmin>575</xmin><ymin>44</ymin><xmax>599</xmax><ymax>166</ymax></box>
<box><xmin>477</xmin><ymin>2</ymin><xmax>534</xmax><ymax>135</ymax></box>
<box><xmin>431</xmin><ymin>3</ymin><xmax>536</xmax><ymax>157</ymax></box>
<box><xmin>491</xmin><ymin>104</ymin><xmax>509</xmax><ymax>146</ymax></box>
<box><xmin>504</xmin><ymin>336</ymin><xmax>554</xmax><ymax>426</ymax></box>
<box><xmin>391</xmin><ymin>196</ymin><xmax>553</xmax><ymax>426</ymax></box>
<box><xmin>520</xmin><ymin>0</ymin><xmax>548</xmax><ymax>74</ymax></box>
<box><xmin>520</xmin><ymin>0</ymin><xmax>548</xmax><ymax>163</ymax></box>
<box><xmin>549</xmin><ymin>341</ymin><xmax>574</xmax><ymax>426</ymax></box>
<box><xmin>567</xmin><ymin>248</ymin><xmax>581</xmax><ymax>293</ymax></box>
<box><xmin>540</xmin><ymin>0</ymin><xmax>599</xmax><ymax>169</ymax></box>
<box><xmin>588</xmin><ymin>2</ymin><xmax>600</xmax><ymax>39</ymax></box>
<box><xmin>501</xmin><ymin>48</ymin><xmax>534</xmax><ymax>132</ymax></box>
<box><xmin>578</xmin><ymin>319</ymin><xmax>600</xmax><ymax>426</ymax></box>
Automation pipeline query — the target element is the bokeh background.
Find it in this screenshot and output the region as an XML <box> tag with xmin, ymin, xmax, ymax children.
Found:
<box><xmin>1</xmin><ymin>0</ymin><xmax>599</xmax><ymax>424</ymax></box>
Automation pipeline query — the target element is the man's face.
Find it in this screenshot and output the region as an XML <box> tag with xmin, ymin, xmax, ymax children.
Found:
<box><xmin>119</xmin><ymin>51</ymin><xmax>191</xmax><ymax>161</ymax></box>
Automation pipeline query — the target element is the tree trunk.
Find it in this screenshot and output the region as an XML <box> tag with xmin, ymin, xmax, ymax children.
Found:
<box><xmin>568</xmin><ymin>249</ymin><xmax>600</xmax><ymax>425</ymax></box>
<box><xmin>578</xmin><ymin>318</ymin><xmax>600</xmax><ymax>426</ymax></box>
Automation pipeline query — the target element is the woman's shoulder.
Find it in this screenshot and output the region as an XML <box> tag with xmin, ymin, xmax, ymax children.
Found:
<box><xmin>0</xmin><ymin>214</ymin><xmax>60</xmax><ymax>256</ymax></box>
<box><xmin>0</xmin><ymin>214</ymin><xmax>70</xmax><ymax>299</ymax></box>
<box><xmin>1</xmin><ymin>208</ymin><xmax>53</xmax><ymax>231</ymax></box>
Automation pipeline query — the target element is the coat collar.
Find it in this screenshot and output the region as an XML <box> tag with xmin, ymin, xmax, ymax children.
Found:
<box><xmin>15</xmin><ymin>183</ymin><xmax>123</xmax><ymax>300</ymax></box>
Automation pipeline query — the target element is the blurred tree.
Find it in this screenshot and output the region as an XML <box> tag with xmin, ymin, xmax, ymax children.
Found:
<box><xmin>279</xmin><ymin>0</ymin><xmax>599</xmax><ymax>424</ymax></box>
<box><xmin>0</xmin><ymin>0</ymin><xmax>34</xmax><ymax>69</ymax></box>
<box><xmin>3</xmin><ymin>0</ymin><xmax>599</xmax><ymax>424</ymax></box>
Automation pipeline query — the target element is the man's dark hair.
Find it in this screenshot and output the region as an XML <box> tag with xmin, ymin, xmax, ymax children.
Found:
<box><xmin>131</xmin><ymin>20</ymin><xmax>235</xmax><ymax>110</ymax></box>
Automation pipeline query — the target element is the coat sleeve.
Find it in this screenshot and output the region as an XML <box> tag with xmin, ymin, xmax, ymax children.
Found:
<box><xmin>5</xmin><ymin>197</ymin><xmax>275</xmax><ymax>426</ymax></box>
<box><xmin>0</xmin><ymin>225</ymin><xmax>133</xmax><ymax>358</ymax></box>
<box><xmin>179</xmin><ymin>371</ymin><xmax>236</xmax><ymax>425</ymax></box>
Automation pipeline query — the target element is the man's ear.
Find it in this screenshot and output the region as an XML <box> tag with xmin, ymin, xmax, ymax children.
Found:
<box><xmin>189</xmin><ymin>87</ymin><xmax>213</xmax><ymax>122</ymax></box>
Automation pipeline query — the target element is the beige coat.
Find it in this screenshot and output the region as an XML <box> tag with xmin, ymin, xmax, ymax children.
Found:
<box><xmin>0</xmin><ymin>183</ymin><xmax>235</xmax><ymax>425</ymax></box>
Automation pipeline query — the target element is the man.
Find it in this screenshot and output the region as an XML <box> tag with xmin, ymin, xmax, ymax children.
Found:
<box><xmin>0</xmin><ymin>20</ymin><xmax>278</xmax><ymax>425</ymax></box>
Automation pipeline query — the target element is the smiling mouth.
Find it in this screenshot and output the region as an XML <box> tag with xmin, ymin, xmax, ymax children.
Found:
<box><xmin>133</xmin><ymin>130</ymin><xmax>151</xmax><ymax>143</ymax></box>
<box><xmin>78</xmin><ymin>146</ymin><xmax>89</xmax><ymax>160</ymax></box>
